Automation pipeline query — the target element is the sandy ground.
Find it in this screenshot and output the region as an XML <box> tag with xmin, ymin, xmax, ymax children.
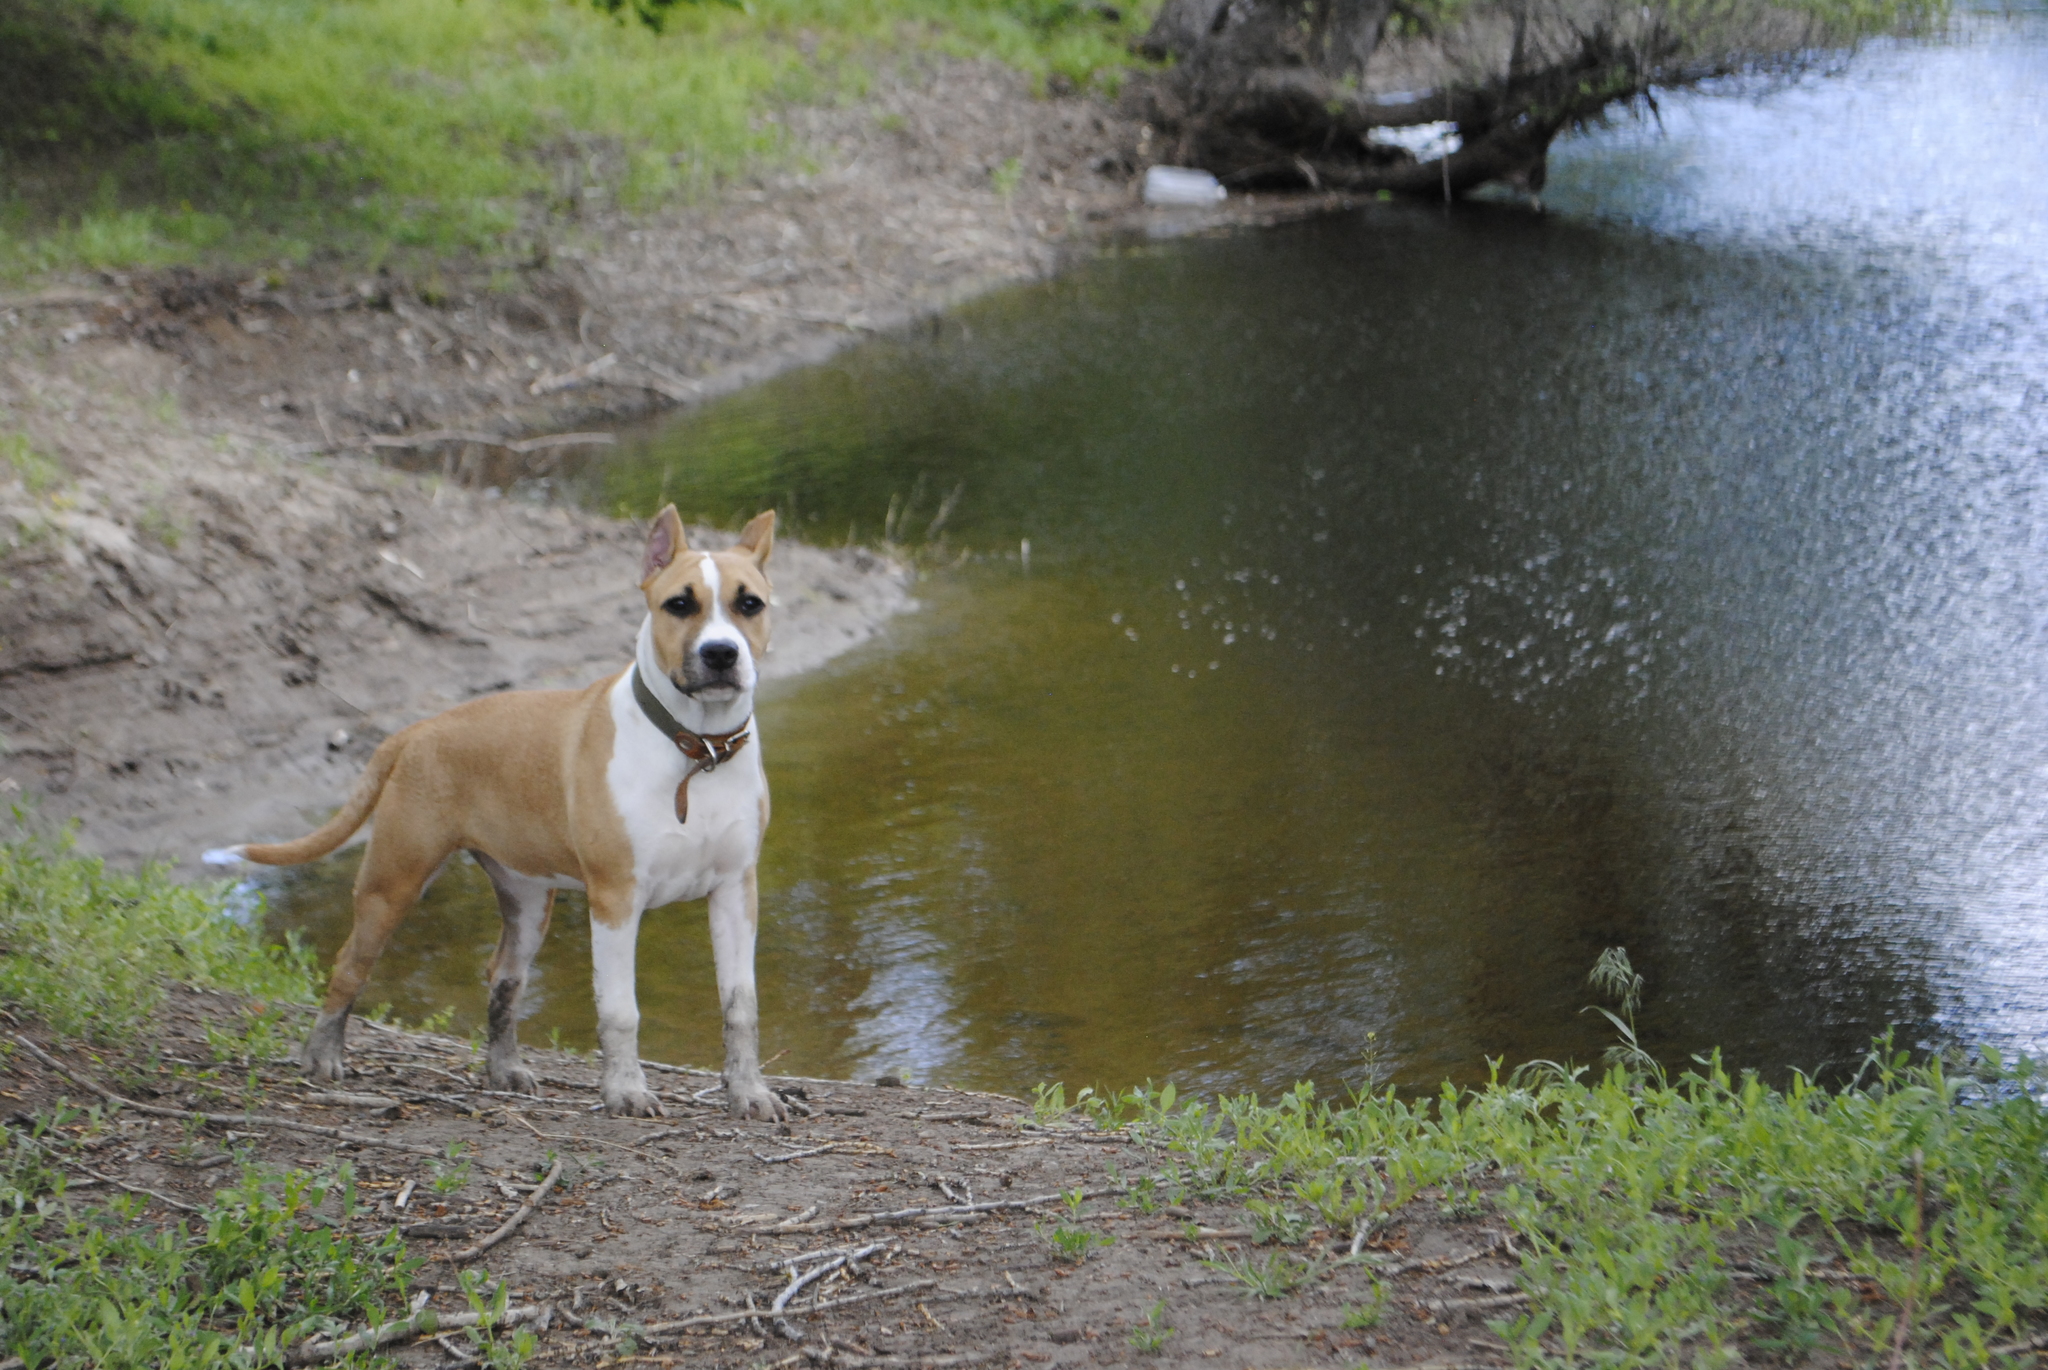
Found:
<box><xmin>0</xmin><ymin>58</ymin><xmax>1365</xmax><ymax>873</ymax></box>
<box><xmin>7</xmin><ymin>997</ymin><xmax>1528</xmax><ymax>1369</ymax></box>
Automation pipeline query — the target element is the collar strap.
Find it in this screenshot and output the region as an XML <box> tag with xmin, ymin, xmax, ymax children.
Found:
<box><xmin>632</xmin><ymin>666</ymin><xmax>752</xmax><ymax>824</ymax></box>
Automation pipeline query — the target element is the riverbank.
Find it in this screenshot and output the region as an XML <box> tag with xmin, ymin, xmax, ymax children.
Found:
<box><xmin>6</xmin><ymin>839</ymin><xmax>2047</xmax><ymax>1367</ymax></box>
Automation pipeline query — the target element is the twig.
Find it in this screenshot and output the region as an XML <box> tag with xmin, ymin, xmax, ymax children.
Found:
<box><xmin>777</xmin><ymin>1188</ymin><xmax>1118</xmax><ymax>1234</ymax></box>
<box><xmin>10</xmin><ymin>1127</ymin><xmax>202</xmax><ymax>1213</ymax></box>
<box><xmin>638</xmin><ymin>1281</ymin><xmax>939</xmax><ymax>1336</ymax></box>
<box><xmin>756</xmin><ymin>1142</ymin><xmax>841</xmax><ymax>1164</ymax></box>
<box><xmin>284</xmin><ymin>1303</ymin><xmax>546</xmax><ymax>1365</ymax></box>
<box><xmin>804</xmin><ymin>1353</ymin><xmax>988</xmax><ymax>1369</ymax></box>
<box><xmin>771</xmin><ymin>1242</ymin><xmax>892</xmax><ymax>1337</ymax></box>
<box><xmin>355</xmin><ymin>428</ymin><xmax>616</xmax><ymax>453</ymax></box>
<box><xmin>447</xmin><ymin>1157</ymin><xmax>565</xmax><ymax>1264</ymax></box>
<box><xmin>12</xmin><ymin>1035</ymin><xmax>440</xmax><ymax>1158</ymax></box>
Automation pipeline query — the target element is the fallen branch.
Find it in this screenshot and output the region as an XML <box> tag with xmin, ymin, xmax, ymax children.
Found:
<box><xmin>756</xmin><ymin>1142</ymin><xmax>842</xmax><ymax>1164</ymax></box>
<box><xmin>640</xmin><ymin>1281</ymin><xmax>939</xmax><ymax>1336</ymax></box>
<box><xmin>11</xmin><ymin>1127</ymin><xmax>202</xmax><ymax>1213</ymax></box>
<box><xmin>12</xmin><ymin>1035</ymin><xmax>440</xmax><ymax>1158</ymax></box>
<box><xmin>529</xmin><ymin>353</ymin><xmax>618</xmax><ymax>396</ymax></box>
<box><xmin>354</xmin><ymin>429</ymin><xmax>617</xmax><ymax>453</ymax></box>
<box><xmin>285</xmin><ymin>1303</ymin><xmax>548</xmax><ymax>1365</ymax></box>
<box><xmin>770</xmin><ymin>1242</ymin><xmax>893</xmax><ymax>1338</ymax></box>
<box><xmin>781</xmin><ymin>1187</ymin><xmax>1118</xmax><ymax>1234</ymax></box>
<box><xmin>804</xmin><ymin>1350</ymin><xmax>988</xmax><ymax>1368</ymax></box>
<box><xmin>447</xmin><ymin>1157</ymin><xmax>565</xmax><ymax>1264</ymax></box>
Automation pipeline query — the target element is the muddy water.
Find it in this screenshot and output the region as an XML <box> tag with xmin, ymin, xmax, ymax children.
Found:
<box><xmin>264</xmin><ymin>19</ymin><xmax>2048</xmax><ymax>1097</ymax></box>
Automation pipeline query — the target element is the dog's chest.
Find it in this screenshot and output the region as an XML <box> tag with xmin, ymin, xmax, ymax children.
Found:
<box><xmin>605</xmin><ymin>719</ymin><xmax>764</xmax><ymax>908</ymax></box>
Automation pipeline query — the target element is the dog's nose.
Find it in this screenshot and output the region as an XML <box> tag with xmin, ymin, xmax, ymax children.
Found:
<box><xmin>699</xmin><ymin>641</ymin><xmax>740</xmax><ymax>672</ymax></box>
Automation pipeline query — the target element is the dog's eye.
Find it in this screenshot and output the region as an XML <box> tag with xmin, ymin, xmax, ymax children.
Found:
<box><xmin>734</xmin><ymin>591</ymin><xmax>765</xmax><ymax>618</ymax></box>
<box><xmin>661</xmin><ymin>589</ymin><xmax>699</xmax><ymax>618</ymax></box>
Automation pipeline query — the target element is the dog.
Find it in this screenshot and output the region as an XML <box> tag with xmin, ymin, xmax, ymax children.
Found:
<box><xmin>204</xmin><ymin>506</ymin><xmax>787</xmax><ymax>1120</ymax></box>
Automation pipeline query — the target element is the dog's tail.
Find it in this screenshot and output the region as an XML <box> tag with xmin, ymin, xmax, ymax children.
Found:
<box><xmin>205</xmin><ymin>735</ymin><xmax>405</xmax><ymax>869</ymax></box>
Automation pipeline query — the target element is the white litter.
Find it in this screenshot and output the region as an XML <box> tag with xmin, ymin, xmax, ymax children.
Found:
<box><xmin>1143</xmin><ymin>165</ymin><xmax>1227</xmax><ymax>206</ymax></box>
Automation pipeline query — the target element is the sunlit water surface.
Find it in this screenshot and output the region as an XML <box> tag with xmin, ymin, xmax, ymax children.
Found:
<box><xmin>264</xmin><ymin>17</ymin><xmax>2048</xmax><ymax>1097</ymax></box>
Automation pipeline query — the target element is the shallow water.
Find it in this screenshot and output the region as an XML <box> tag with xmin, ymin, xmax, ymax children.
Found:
<box><xmin>264</xmin><ymin>18</ymin><xmax>2048</xmax><ymax>1097</ymax></box>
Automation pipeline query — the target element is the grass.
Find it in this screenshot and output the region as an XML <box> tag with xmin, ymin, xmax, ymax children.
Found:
<box><xmin>0</xmin><ymin>1118</ymin><xmax>437</xmax><ymax>1369</ymax></box>
<box><xmin>0</xmin><ymin>818</ymin><xmax>316</xmax><ymax>1045</ymax></box>
<box><xmin>1</xmin><ymin>0</ymin><xmax>1157</xmax><ymax>279</ymax></box>
<box><xmin>1086</xmin><ymin>951</ymin><xmax>2048</xmax><ymax>1367</ymax></box>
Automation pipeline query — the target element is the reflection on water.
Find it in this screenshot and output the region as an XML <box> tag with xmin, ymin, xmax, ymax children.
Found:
<box><xmin>262</xmin><ymin>17</ymin><xmax>2048</xmax><ymax>1097</ymax></box>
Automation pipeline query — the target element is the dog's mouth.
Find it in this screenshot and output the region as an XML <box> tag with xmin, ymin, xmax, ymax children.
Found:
<box><xmin>674</xmin><ymin>674</ymin><xmax>742</xmax><ymax>699</ymax></box>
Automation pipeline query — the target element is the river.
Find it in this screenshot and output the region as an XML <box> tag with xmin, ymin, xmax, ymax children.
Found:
<box><xmin>265</xmin><ymin>15</ymin><xmax>2048</xmax><ymax>1098</ymax></box>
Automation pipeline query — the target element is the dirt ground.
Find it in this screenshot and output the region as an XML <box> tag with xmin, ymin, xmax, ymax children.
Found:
<box><xmin>6</xmin><ymin>995</ymin><xmax>1527</xmax><ymax>1370</ymax></box>
<box><xmin>0</xmin><ymin>57</ymin><xmax>1361</xmax><ymax>873</ymax></box>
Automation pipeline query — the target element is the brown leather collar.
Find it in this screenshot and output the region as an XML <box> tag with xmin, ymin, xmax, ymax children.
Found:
<box><xmin>632</xmin><ymin>665</ymin><xmax>752</xmax><ymax>824</ymax></box>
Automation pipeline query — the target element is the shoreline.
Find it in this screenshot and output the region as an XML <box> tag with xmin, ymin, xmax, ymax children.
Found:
<box><xmin>0</xmin><ymin>58</ymin><xmax>1361</xmax><ymax>875</ymax></box>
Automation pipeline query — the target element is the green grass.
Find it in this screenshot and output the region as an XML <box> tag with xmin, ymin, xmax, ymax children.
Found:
<box><xmin>0</xmin><ymin>819</ymin><xmax>316</xmax><ymax>1044</ymax></box>
<box><xmin>1</xmin><ymin>0</ymin><xmax>1156</xmax><ymax>279</ymax></box>
<box><xmin>1087</xmin><ymin>954</ymin><xmax>2048</xmax><ymax>1366</ymax></box>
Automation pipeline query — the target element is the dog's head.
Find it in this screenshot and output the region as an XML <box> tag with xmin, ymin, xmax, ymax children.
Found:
<box><xmin>640</xmin><ymin>505</ymin><xmax>775</xmax><ymax>702</ymax></box>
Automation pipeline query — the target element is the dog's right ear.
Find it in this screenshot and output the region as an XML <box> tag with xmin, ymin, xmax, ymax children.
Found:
<box><xmin>641</xmin><ymin>505</ymin><xmax>689</xmax><ymax>587</ymax></box>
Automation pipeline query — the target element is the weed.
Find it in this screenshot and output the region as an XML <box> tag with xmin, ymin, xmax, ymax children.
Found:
<box><xmin>991</xmin><ymin>155</ymin><xmax>1024</xmax><ymax>200</ymax></box>
<box><xmin>1127</xmin><ymin>1298</ymin><xmax>1174</xmax><ymax>1352</ymax></box>
<box><xmin>1340</xmin><ymin>1283</ymin><xmax>1387</xmax><ymax>1328</ymax></box>
<box><xmin>0</xmin><ymin>1122</ymin><xmax>422</xmax><ymax>1367</ymax></box>
<box><xmin>1245</xmin><ymin>1197</ymin><xmax>1314</xmax><ymax>1245</ymax></box>
<box><xmin>0</xmin><ymin>434</ymin><xmax>62</xmax><ymax>495</ymax></box>
<box><xmin>1205</xmin><ymin>1249</ymin><xmax>1320</xmax><ymax>1298</ymax></box>
<box><xmin>1039</xmin><ymin>1221</ymin><xmax>1113</xmax><ymax>1263</ymax></box>
<box><xmin>136</xmin><ymin>503</ymin><xmax>183</xmax><ymax>548</ymax></box>
<box><xmin>430</xmin><ymin>1142</ymin><xmax>474</xmax><ymax>1196</ymax></box>
<box><xmin>0</xmin><ymin>819</ymin><xmax>315</xmax><ymax>1044</ymax></box>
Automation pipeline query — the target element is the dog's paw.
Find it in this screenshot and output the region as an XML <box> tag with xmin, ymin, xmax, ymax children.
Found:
<box><xmin>603</xmin><ymin>1088</ymin><xmax>667</xmax><ymax>1118</ymax></box>
<box><xmin>728</xmin><ymin>1083</ymin><xmax>790</xmax><ymax>1123</ymax></box>
<box><xmin>489</xmin><ymin>1063</ymin><xmax>541</xmax><ymax>1095</ymax></box>
<box><xmin>303</xmin><ymin>1053</ymin><xmax>348</xmax><ymax>1084</ymax></box>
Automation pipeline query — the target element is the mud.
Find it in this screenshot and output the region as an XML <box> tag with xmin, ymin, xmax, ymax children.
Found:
<box><xmin>7</xmin><ymin>996</ymin><xmax>1525</xmax><ymax>1369</ymax></box>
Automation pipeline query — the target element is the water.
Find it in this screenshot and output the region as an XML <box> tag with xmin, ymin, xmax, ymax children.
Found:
<box><xmin>263</xmin><ymin>17</ymin><xmax>2048</xmax><ymax>1098</ymax></box>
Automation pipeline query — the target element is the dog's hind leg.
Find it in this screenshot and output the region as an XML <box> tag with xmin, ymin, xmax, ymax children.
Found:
<box><xmin>302</xmin><ymin>818</ymin><xmax>452</xmax><ymax>1083</ymax></box>
<box><xmin>474</xmin><ymin>853</ymin><xmax>554</xmax><ymax>1094</ymax></box>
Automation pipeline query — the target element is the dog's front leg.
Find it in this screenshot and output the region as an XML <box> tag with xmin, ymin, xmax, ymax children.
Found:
<box><xmin>709</xmin><ymin>867</ymin><xmax>786</xmax><ymax>1121</ymax></box>
<box><xmin>588</xmin><ymin>887</ymin><xmax>665</xmax><ymax>1118</ymax></box>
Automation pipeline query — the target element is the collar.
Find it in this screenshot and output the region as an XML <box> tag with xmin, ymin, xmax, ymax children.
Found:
<box><xmin>632</xmin><ymin>664</ymin><xmax>752</xmax><ymax>824</ymax></box>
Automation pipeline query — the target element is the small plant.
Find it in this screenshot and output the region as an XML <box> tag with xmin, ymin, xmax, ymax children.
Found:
<box><xmin>991</xmin><ymin>156</ymin><xmax>1025</xmax><ymax>200</ymax></box>
<box><xmin>1031</xmin><ymin>1081</ymin><xmax>1097</xmax><ymax>1124</ymax></box>
<box><xmin>1</xmin><ymin>434</ymin><xmax>62</xmax><ymax>495</ymax></box>
<box><xmin>431</xmin><ymin>1142</ymin><xmax>474</xmax><ymax>1195</ymax></box>
<box><xmin>1040</xmin><ymin>1221</ymin><xmax>1114</xmax><ymax>1263</ymax></box>
<box><xmin>1341</xmin><ymin>1281</ymin><xmax>1388</xmax><ymax>1328</ymax></box>
<box><xmin>1585</xmin><ymin>945</ymin><xmax>1660</xmax><ymax>1079</ymax></box>
<box><xmin>1246</xmin><ymin>1197</ymin><xmax>1314</xmax><ymax>1245</ymax></box>
<box><xmin>1206</xmin><ymin>1249</ymin><xmax>1320</xmax><ymax>1299</ymax></box>
<box><xmin>1127</xmin><ymin>1299</ymin><xmax>1175</xmax><ymax>1353</ymax></box>
<box><xmin>1062</xmin><ymin>1186</ymin><xmax>1088</xmax><ymax>1218</ymax></box>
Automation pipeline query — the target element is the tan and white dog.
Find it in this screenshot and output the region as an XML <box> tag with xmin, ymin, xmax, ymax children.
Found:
<box><xmin>204</xmin><ymin>506</ymin><xmax>787</xmax><ymax>1120</ymax></box>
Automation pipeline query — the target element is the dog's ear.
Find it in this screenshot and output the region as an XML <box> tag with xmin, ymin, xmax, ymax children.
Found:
<box><xmin>735</xmin><ymin>509</ymin><xmax>775</xmax><ymax>568</ymax></box>
<box><xmin>641</xmin><ymin>505</ymin><xmax>689</xmax><ymax>586</ymax></box>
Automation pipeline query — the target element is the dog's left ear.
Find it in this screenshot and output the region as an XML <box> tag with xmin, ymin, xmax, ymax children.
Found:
<box><xmin>735</xmin><ymin>509</ymin><xmax>775</xmax><ymax>568</ymax></box>
<box><xmin>642</xmin><ymin>505</ymin><xmax>688</xmax><ymax>586</ymax></box>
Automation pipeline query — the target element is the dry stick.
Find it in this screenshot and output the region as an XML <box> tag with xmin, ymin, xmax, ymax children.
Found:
<box><xmin>447</xmin><ymin>1157</ymin><xmax>565</xmax><ymax>1264</ymax></box>
<box><xmin>285</xmin><ymin>1303</ymin><xmax>547</xmax><ymax>1366</ymax></box>
<box><xmin>757</xmin><ymin>1142</ymin><xmax>842</xmax><ymax>1164</ymax></box>
<box><xmin>636</xmin><ymin>1281</ymin><xmax>939</xmax><ymax>1337</ymax></box>
<box><xmin>778</xmin><ymin>1187</ymin><xmax>1118</xmax><ymax>1235</ymax></box>
<box><xmin>771</xmin><ymin>1243</ymin><xmax>892</xmax><ymax>1339</ymax></box>
<box><xmin>12</xmin><ymin>1035</ymin><xmax>440</xmax><ymax>1158</ymax></box>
